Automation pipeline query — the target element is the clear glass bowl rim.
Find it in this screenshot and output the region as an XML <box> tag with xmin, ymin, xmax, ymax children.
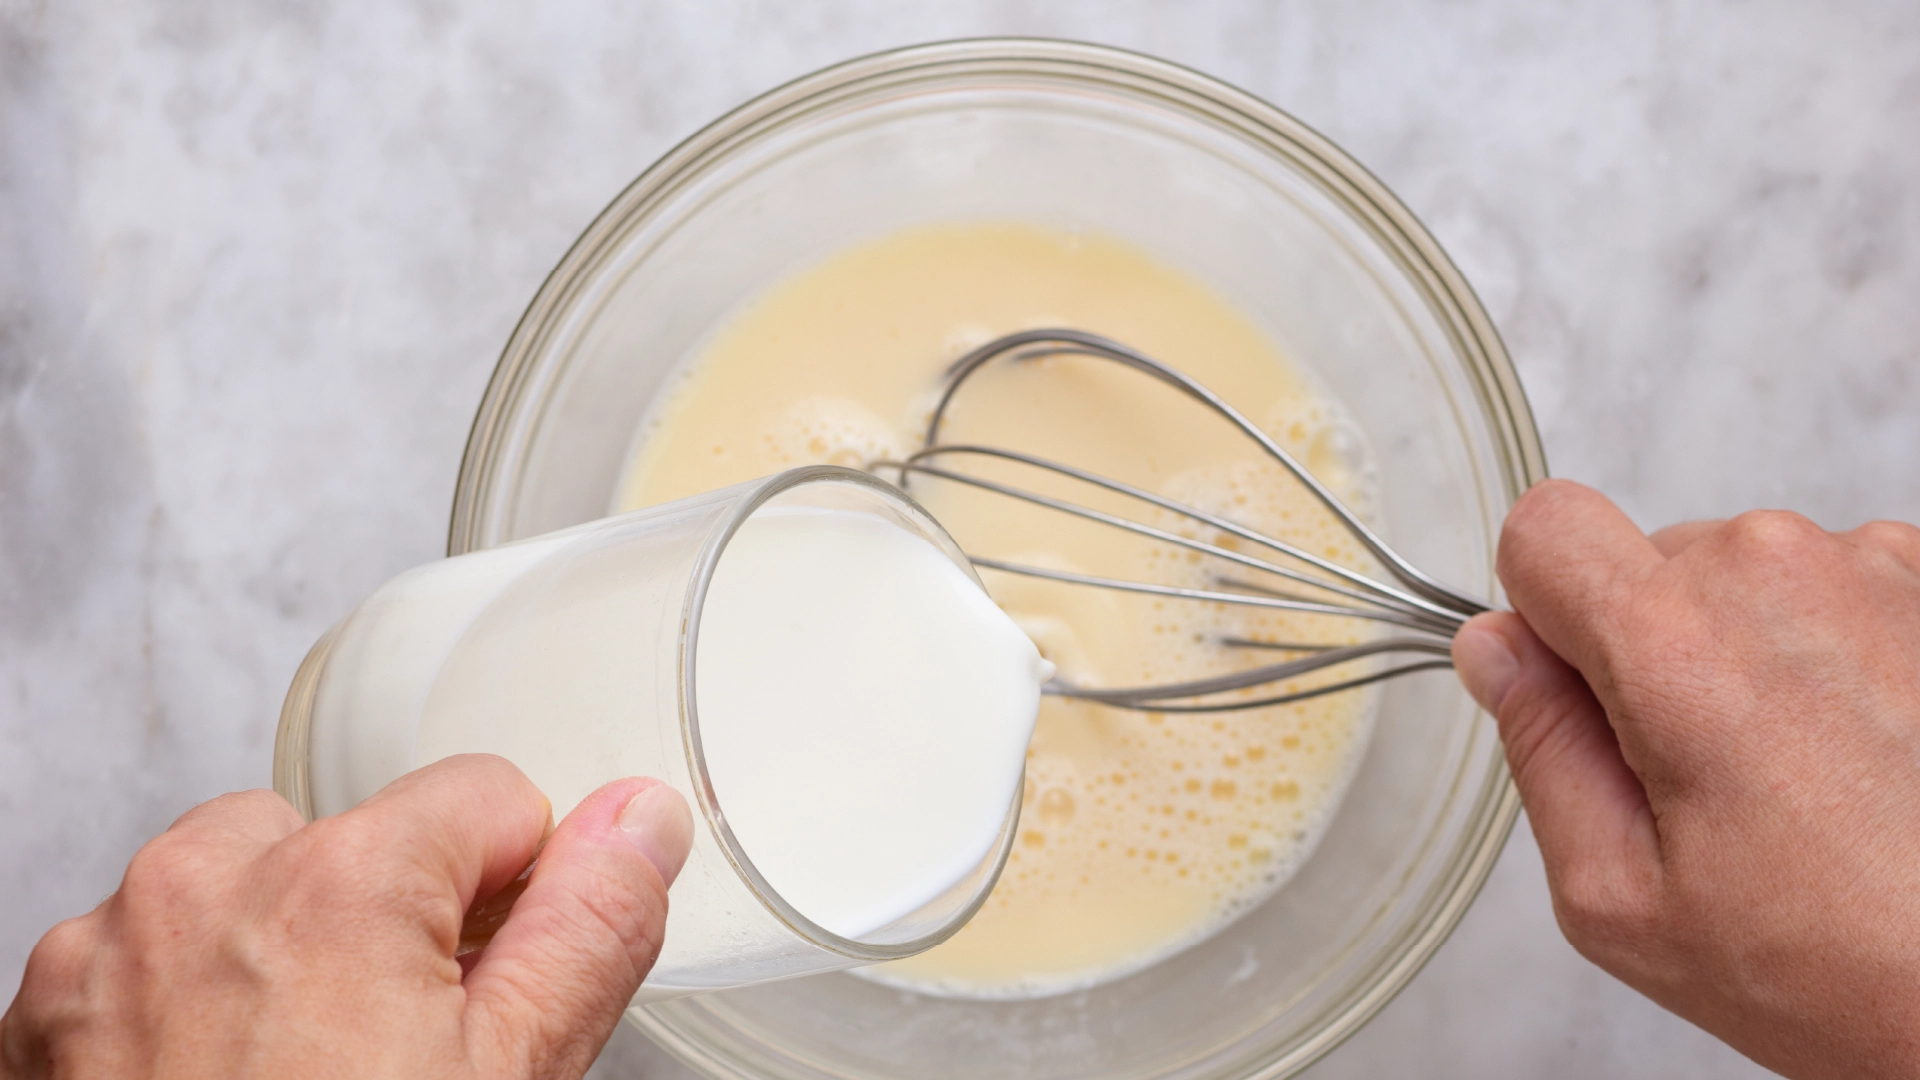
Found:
<box><xmin>448</xmin><ymin>35</ymin><xmax>1547</xmax><ymax>1080</ymax></box>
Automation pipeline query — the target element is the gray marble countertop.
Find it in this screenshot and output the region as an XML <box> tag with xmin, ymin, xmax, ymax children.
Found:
<box><xmin>4</xmin><ymin>3</ymin><xmax>1915</xmax><ymax>1077</ymax></box>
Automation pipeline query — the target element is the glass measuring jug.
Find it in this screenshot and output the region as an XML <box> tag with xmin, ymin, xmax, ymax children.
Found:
<box><xmin>272</xmin><ymin>466</ymin><xmax>1025</xmax><ymax>999</ymax></box>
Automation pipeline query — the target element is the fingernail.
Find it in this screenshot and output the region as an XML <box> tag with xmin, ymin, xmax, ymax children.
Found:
<box><xmin>1453</xmin><ymin>623</ymin><xmax>1521</xmax><ymax>714</ymax></box>
<box><xmin>617</xmin><ymin>783</ymin><xmax>695</xmax><ymax>888</ymax></box>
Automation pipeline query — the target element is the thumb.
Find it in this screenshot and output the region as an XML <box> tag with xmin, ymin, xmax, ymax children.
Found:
<box><xmin>1454</xmin><ymin>612</ymin><xmax>1661</xmax><ymax>902</ymax></box>
<box><xmin>461</xmin><ymin>778</ymin><xmax>694</xmax><ymax>1079</ymax></box>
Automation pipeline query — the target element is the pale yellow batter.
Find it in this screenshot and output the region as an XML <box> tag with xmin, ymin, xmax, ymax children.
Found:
<box><xmin>617</xmin><ymin>223</ymin><xmax>1377</xmax><ymax>997</ymax></box>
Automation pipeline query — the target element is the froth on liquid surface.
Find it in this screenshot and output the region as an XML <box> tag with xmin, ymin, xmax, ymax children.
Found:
<box><xmin>618</xmin><ymin>223</ymin><xmax>1380</xmax><ymax>997</ymax></box>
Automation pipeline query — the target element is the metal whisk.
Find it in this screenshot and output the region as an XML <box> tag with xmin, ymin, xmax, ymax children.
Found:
<box><xmin>873</xmin><ymin>329</ymin><xmax>1487</xmax><ymax>714</ymax></box>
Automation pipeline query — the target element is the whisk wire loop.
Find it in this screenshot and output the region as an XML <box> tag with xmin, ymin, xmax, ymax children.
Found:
<box><xmin>886</xmin><ymin>329</ymin><xmax>1490</xmax><ymax>713</ymax></box>
<box><xmin>889</xmin><ymin>445</ymin><xmax>1467</xmax><ymax>631</ymax></box>
<box><xmin>927</xmin><ymin>328</ymin><xmax>1488</xmax><ymax>617</ymax></box>
<box><xmin>958</xmin><ymin>556</ymin><xmax>1451</xmax><ymax>633</ymax></box>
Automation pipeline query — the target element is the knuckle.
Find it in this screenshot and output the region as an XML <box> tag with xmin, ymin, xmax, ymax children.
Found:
<box><xmin>9</xmin><ymin>914</ymin><xmax>119</xmax><ymax>1050</ymax></box>
<box><xmin>184</xmin><ymin>787</ymin><xmax>269</xmax><ymax>817</ymax></box>
<box><xmin>1852</xmin><ymin>519</ymin><xmax>1920</xmax><ymax>566</ymax></box>
<box><xmin>1498</xmin><ymin>480</ymin><xmax>1626</xmax><ymax>599</ymax></box>
<box><xmin>453</xmin><ymin>751</ymin><xmax>528</xmax><ymax>780</ymax></box>
<box><xmin>111</xmin><ymin>835</ymin><xmax>250</xmax><ymax>957</ymax></box>
<box><xmin>119</xmin><ymin>832</ymin><xmax>225</xmax><ymax>909</ymax></box>
<box><xmin>214</xmin><ymin>788</ymin><xmax>305</xmax><ymax>832</ymax></box>
<box><xmin>293</xmin><ymin>814</ymin><xmax>400</xmax><ymax>873</ymax></box>
<box><xmin>415</xmin><ymin>753</ymin><xmax>540</xmax><ymax>802</ymax></box>
<box><xmin>1721</xmin><ymin>509</ymin><xmax>1826</xmax><ymax>560</ymax></box>
<box><xmin>1516</xmin><ymin>477</ymin><xmax>1589</xmax><ymax>513</ymax></box>
<box><xmin>267</xmin><ymin>818</ymin><xmax>382</xmax><ymax>898</ymax></box>
<box><xmin>266</xmin><ymin>817</ymin><xmax>453</xmax><ymax>931</ymax></box>
<box><xmin>20</xmin><ymin>916</ymin><xmax>100</xmax><ymax>1000</ymax></box>
<box><xmin>1502</xmin><ymin>480</ymin><xmax>1587</xmax><ymax>550</ymax></box>
<box><xmin>1549</xmin><ymin>857</ymin><xmax>1660</xmax><ymax>963</ymax></box>
<box><xmin>117</xmin><ymin>837</ymin><xmax>175</xmax><ymax>898</ymax></box>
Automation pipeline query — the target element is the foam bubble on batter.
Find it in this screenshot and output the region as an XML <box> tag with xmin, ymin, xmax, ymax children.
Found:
<box><xmin>762</xmin><ymin>395</ymin><xmax>910</xmax><ymax>471</ymax></box>
<box><xmin>1262</xmin><ymin>399</ymin><xmax>1381</xmax><ymax>525</ymax></box>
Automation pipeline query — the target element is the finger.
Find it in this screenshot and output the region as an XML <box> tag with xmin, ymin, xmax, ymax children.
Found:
<box><xmin>462</xmin><ymin>778</ymin><xmax>693</xmax><ymax>1079</ymax></box>
<box><xmin>338</xmin><ymin>755</ymin><xmax>554</xmax><ymax>926</ymax></box>
<box><xmin>1497</xmin><ymin>479</ymin><xmax>1664</xmax><ymax>681</ymax></box>
<box><xmin>1454</xmin><ymin>612</ymin><xmax>1660</xmax><ymax>890</ymax></box>
<box><xmin>1648</xmin><ymin>519</ymin><xmax>1725</xmax><ymax>558</ymax></box>
<box><xmin>163</xmin><ymin>789</ymin><xmax>305</xmax><ymax>847</ymax></box>
<box><xmin>2</xmin><ymin>914</ymin><xmax>103</xmax><ymax>1070</ymax></box>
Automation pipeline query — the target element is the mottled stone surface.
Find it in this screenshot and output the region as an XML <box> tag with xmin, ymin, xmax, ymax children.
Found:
<box><xmin>3</xmin><ymin>2</ymin><xmax>1915</xmax><ymax>1076</ymax></box>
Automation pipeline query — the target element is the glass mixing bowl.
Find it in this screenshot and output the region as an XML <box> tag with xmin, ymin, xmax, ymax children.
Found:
<box><xmin>451</xmin><ymin>37</ymin><xmax>1544</xmax><ymax>1080</ymax></box>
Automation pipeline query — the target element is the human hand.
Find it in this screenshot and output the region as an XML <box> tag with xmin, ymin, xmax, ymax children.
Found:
<box><xmin>1453</xmin><ymin>479</ymin><xmax>1920</xmax><ymax>1079</ymax></box>
<box><xmin>0</xmin><ymin>754</ymin><xmax>694</xmax><ymax>1080</ymax></box>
